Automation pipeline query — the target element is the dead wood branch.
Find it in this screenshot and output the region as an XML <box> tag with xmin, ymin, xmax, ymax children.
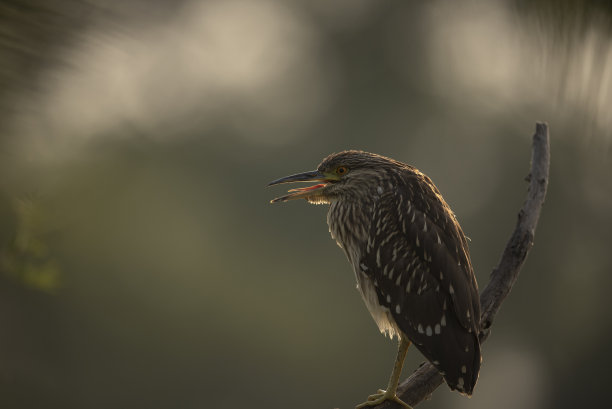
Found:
<box><xmin>373</xmin><ymin>122</ymin><xmax>550</xmax><ymax>408</ymax></box>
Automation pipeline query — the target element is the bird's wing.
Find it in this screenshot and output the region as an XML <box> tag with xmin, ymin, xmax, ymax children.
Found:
<box><xmin>360</xmin><ymin>173</ymin><xmax>480</xmax><ymax>394</ymax></box>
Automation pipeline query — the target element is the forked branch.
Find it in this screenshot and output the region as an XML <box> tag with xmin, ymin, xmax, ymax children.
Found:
<box><xmin>374</xmin><ymin>122</ymin><xmax>551</xmax><ymax>408</ymax></box>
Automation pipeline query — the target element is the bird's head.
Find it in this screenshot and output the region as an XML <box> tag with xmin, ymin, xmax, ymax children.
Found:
<box><xmin>268</xmin><ymin>150</ymin><xmax>401</xmax><ymax>204</ymax></box>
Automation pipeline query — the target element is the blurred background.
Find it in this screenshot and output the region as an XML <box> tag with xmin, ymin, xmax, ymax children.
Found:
<box><xmin>1</xmin><ymin>0</ymin><xmax>611</xmax><ymax>408</ymax></box>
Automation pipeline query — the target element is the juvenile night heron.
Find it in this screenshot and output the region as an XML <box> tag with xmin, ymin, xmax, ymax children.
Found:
<box><xmin>268</xmin><ymin>151</ymin><xmax>481</xmax><ymax>408</ymax></box>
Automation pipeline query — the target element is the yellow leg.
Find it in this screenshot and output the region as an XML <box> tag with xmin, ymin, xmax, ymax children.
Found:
<box><xmin>356</xmin><ymin>336</ymin><xmax>412</xmax><ymax>409</ymax></box>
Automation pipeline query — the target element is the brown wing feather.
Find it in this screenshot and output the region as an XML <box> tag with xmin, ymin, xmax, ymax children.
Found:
<box><xmin>361</xmin><ymin>170</ymin><xmax>481</xmax><ymax>394</ymax></box>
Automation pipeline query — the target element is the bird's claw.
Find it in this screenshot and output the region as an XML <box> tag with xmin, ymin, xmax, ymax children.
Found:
<box><xmin>356</xmin><ymin>389</ymin><xmax>412</xmax><ymax>409</ymax></box>
<box><xmin>366</xmin><ymin>389</ymin><xmax>386</xmax><ymax>401</ymax></box>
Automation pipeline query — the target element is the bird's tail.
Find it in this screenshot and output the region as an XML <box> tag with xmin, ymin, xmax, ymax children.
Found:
<box><xmin>444</xmin><ymin>334</ymin><xmax>481</xmax><ymax>396</ymax></box>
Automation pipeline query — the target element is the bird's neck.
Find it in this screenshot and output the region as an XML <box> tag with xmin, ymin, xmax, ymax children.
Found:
<box><xmin>327</xmin><ymin>196</ymin><xmax>375</xmax><ymax>266</ymax></box>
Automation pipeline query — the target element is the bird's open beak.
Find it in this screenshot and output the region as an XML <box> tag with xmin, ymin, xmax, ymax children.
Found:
<box><xmin>268</xmin><ymin>170</ymin><xmax>338</xmax><ymax>203</ymax></box>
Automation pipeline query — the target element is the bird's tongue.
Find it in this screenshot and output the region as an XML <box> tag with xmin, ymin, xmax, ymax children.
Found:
<box><xmin>270</xmin><ymin>183</ymin><xmax>328</xmax><ymax>203</ymax></box>
<box><xmin>288</xmin><ymin>183</ymin><xmax>327</xmax><ymax>193</ymax></box>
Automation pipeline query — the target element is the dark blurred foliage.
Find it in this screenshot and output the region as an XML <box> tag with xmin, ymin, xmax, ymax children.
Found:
<box><xmin>1</xmin><ymin>1</ymin><xmax>611</xmax><ymax>408</ymax></box>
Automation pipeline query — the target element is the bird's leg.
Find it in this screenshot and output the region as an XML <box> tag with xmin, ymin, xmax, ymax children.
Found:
<box><xmin>356</xmin><ymin>336</ymin><xmax>412</xmax><ymax>409</ymax></box>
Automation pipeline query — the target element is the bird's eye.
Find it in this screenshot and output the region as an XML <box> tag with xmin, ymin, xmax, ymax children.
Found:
<box><xmin>336</xmin><ymin>166</ymin><xmax>348</xmax><ymax>175</ymax></box>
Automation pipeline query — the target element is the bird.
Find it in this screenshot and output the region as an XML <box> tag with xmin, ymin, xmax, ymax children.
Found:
<box><xmin>268</xmin><ymin>150</ymin><xmax>481</xmax><ymax>409</ymax></box>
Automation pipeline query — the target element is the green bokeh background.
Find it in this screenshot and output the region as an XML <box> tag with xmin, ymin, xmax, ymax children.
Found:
<box><xmin>1</xmin><ymin>1</ymin><xmax>611</xmax><ymax>408</ymax></box>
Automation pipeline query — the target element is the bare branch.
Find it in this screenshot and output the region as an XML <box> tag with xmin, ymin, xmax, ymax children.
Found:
<box><xmin>373</xmin><ymin>122</ymin><xmax>551</xmax><ymax>408</ymax></box>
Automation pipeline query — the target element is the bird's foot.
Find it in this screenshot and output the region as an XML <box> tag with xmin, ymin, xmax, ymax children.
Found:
<box><xmin>355</xmin><ymin>389</ymin><xmax>412</xmax><ymax>409</ymax></box>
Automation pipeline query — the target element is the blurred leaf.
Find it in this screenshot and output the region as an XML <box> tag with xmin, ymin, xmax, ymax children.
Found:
<box><xmin>0</xmin><ymin>197</ymin><xmax>61</xmax><ymax>293</ymax></box>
